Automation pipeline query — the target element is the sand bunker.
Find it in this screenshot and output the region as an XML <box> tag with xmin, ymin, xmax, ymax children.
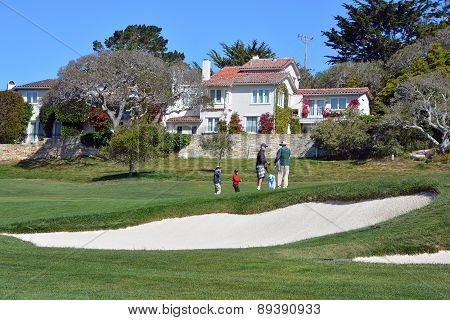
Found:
<box><xmin>7</xmin><ymin>193</ymin><xmax>433</xmax><ymax>251</ymax></box>
<box><xmin>353</xmin><ymin>250</ymin><xmax>449</xmax><ymax>264</ymax></box>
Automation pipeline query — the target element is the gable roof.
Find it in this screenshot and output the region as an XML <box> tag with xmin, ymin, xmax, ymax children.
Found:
<box><xmin>240</xmin><ymin>58</ymin><xmax>295</xmax><ymax>70</ymax></box>
<box><xmin>166</xmin><ymin>116</ymin><xmax>202</xmax><ymax>123</ymax></box>
<box><xmin>206</xmin><ymin>67</ymin><xmax>291</xmax><ymax>87</ymax></box>
<box><xmin>205</xmin><ymin>57</ymin><xmax>299</xmax><ymax>89</ymax></box>
<box><xmin>295</xmin><ymin>87</ymin><xmax>370</xmax><ymax>96</ymax></box>
<box><xmin>13</xmin><ymin>79</ymin><xmax>57</xmax><ymax>89</ymax></box>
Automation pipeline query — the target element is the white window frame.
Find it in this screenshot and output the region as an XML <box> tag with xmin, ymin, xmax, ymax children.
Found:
<box><xmin>209</xmin><ymin>89</ymin><xmax>222</xmax><ymax>103</ymax></box>
<box><xmin>330</xmin><ymin>97</ymin><xmax>347</xmax><ymax>110</ymax></box>
<box><xmin>251</xmin><ymin>89</ymin><xmax>270</xmax><ymax>105</ymax></box>
<box><xmin>316</xmin><ymin>99</ymin><xmax>325</xmax><ymax>117</ymax></box>
<box><xmin>277</xmin><ymin>91</ymin><xmax>284</xmax><ymax>106</ymax></box>
<box><xmin>245</xmin><ymin>116</ymin><xmax>259</xmax><ymax>134</ymax></box>
<box><xmin>206</xmin><ymin>117</ymin><xmax>220</xmax><ymax>133</ymax></box>
<box><xmin>309</xmin><ymin>99</ymin><xmax>316</xmax><ymax>117</ymax></box>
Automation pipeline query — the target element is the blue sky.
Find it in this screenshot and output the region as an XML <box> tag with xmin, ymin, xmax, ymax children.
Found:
<box><xmin>0</xmin><ymin>0</ymin><xmax>348</xmax><ymax>87</ymax></box>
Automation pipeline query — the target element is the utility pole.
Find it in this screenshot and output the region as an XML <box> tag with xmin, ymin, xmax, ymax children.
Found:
<box><xmin>298</xmin><ymin>34</ymin><xmax>313</xmax><ymax>70</ymax></box>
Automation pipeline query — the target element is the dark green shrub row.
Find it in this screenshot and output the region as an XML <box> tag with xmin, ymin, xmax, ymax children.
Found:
<box><xmin>80</xmin><ymin>131</ymin><xmax>112</xmax><ymax>147</ymax></box>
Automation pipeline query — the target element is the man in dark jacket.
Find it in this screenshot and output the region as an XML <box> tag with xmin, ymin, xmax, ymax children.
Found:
<box><xmin>276</xmin><ymin>141</ymin><xmax>291</xmax><ymax>188</ymax></box>
<box><xmin>256</xmin><ymin>143</ymin><xmax>268</xmax><ymax>191</ymax></box>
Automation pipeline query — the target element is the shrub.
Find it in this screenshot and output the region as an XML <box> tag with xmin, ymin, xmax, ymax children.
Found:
<box><xmin>290</xmin><ymin>117</ymin><xmax>301</xmax><ymax>134</ymax></box>
<box><xmin>0</xmin><ymin>90</ymin><xmax>32</xmax><ymax>143</ymax></box>
<box><xmin>171</xmin><ymin>133</ymin><xmax>191</xmax><ymax>151</ymax></box>
<box><xmin>311</xmin><ymin>108</ymin><xmax>371</xmax><ymax>159</ymax></box>
<box><xmin>20</xmin><ymin>103</ymin><xmax>33</xmax><ymax>141</ymax></box>
<box><xmin>80</xmin><ymin>131</ymin><xmax>112</xmax><ymax>148</ymax></box>
<box><xmin>106</xmin><ymin>122</ymin><xmax>162</xmax><ymax>175</ymax></box>
<box><xmin>228</xmin><ymin>112</ymin><xmax>244</xmax><ymax>134</ymax></box>
<box><xmin>217</xmin><ymin>119</ymin><xmax>228</xmax><ymax>133</ymax></box>
<box><xmin>61</xmin><ymin>125</ymin><xmax>82</xmax><ymax>138</ymax></box>
<box><xmin>39</xmin><ymin>104</ymin><xmax>57</xmax><ymax>137</ymax></box>
<box><xmin>311</xmin><ymin>108</ymin><xmax>432</xmax><ymax>159</ymax></box>
<box><xmin>54</xmin><ymin>100</ymin><xmax>90</xmax><ymax>124</ymax></box>
<box><xmin>258</xmin><ymin>112</ymin><xmax>274</xmax><ymax>134</ymax></box>
<box><xmin>274</xmin><ymin>83</ymin><xmax>291</xmax><ymax>133</ymax></box>
<box><xmin>88</xmin><ymin>108</ymin><xmax>111</xmax><ymax>131</ymax></box>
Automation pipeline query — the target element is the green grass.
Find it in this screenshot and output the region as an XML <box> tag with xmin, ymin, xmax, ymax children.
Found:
<box><xmin>0</xmin><ymin>158</ymin><xmax>448</xmax><ymax>299</ymax></box>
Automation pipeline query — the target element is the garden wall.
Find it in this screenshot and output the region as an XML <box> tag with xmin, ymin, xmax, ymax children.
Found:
<box><xmin>0</xmin><ymin>137</ymin><xmax>97</xmax><ymax>162</ymax></box>
<box><xmin>178</xmin><ymin>134</ymin><xmax>324</xmax><ymax>159</ymax></box>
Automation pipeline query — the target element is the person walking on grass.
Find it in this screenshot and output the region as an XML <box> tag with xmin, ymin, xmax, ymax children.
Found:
<box><xmin>256</xmin><ymin>143</ymin><xmax>268</xmax><ymax>191</ymax></box>
<box><xmin>232</xmin><ymin>169</ymin><xmax>241</xmax><ymax>192</ymax></box>
<box><xmin>276</xmin><ymin>140</ymin><xmax>291</xmax><ymax>188</ymax></box>
<box><xmin>213</xmin><ymin>166</ymin><xmax>221</xmax><ymax>195</ymax></box>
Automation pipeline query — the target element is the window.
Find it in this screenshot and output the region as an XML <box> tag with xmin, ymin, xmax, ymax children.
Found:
<box><xmin>207</xmin><ymin>118</ymin><xmax>220</xmax><ymax>132</ymax></box>
<box><xmin>191</xmin><ymin>126</ymin><xmax>197</xmax><ymax>134</ymax></box>
<box><xmin>309</xmin><ymin>100</ymin><xmax>315</xmax><ymax>116</ymax></box>
<box><xmin>177</xmin><ymin>126</ymin><xmax>183</xmax><ymax>134</ymax></box>
<box><xmin>225</xmin><ymin>90</ymin><xmax>230</xmax><ymax>104</ymax></box>
<box><xmin>209</xmin><ymin>89</ymin><xmax>222</xmax><ymax>103</ymax></box>
<box><xmin>317</xmin><ymin>99</ymin><xmax>325</xmax><ymax>116</ymax></box>
<box><xmin>331</xmin><ymin>97</ymin><xmax>347</xmax><ymax>109</ymax></box>
<box><xmin>277</xmin><ymin>91</ymin><xmax>284</xmax><ymax>106</ymax></box>
<box><xmin>25</xmin><ymin>91</ymin><xmax>38</xmax><ymax>104</ymax></box>
<box><xmin>252</xmin><ymin>89</ymin><xmax>270</xmax><ymax>104</ymax></box>
<box><xmin>245</xmin><ymin>116</ymin><xmax>259</xmax><ymax>133</ymax></box>
<box><xmin>264</xmin><ymin>90</ymin><xmax>269</xmax><ymax>103</ymax></box>
<box><xmin>53</xmin><ymin>121</ymin><xmax>61</xmax><ymax>137</ymax></box>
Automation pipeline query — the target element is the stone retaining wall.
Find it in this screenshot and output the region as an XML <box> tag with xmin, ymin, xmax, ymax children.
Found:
<box><xmin>178</xmin><ymin>134</ymin><xmax>323</xmax><ymax>159</ymax></box>
<box><xmin>0</xmin><ymin>137</ymin><xmax>97</xmax><ymax>162</ymax></box>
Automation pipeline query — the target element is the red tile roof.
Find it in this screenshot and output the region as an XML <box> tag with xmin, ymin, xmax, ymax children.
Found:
<box><xmin>206</xmin><ymin>67</ymin><xmax>290</xmax><ymax>87</ymax></box>
<box><xmin>240</xmin><ymin>58</ymin><xmax>295</xmax><ymax>70</ymax></box>
<box><xmin>14</xmin><ymin>79</ymin><xmax>57</xmax><ymax>89</ymax></box>
<box><xmin>295</xmin><ymin>87</ymin><xmax>370</xmax><ymax>95</ymax></box>
<box><xmin>166</xmin><ymin>116</ymin><xmax>202</xmax><ymax>122</ymax></box>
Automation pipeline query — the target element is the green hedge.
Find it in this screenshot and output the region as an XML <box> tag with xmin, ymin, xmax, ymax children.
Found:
<box><xmin>80</xmin><ymin>131</ymin><xmax>112</xmax><ymax>148</ymax></box>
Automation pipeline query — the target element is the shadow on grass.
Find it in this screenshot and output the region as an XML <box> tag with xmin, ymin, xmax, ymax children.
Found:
<box><xmin>90</xmin><ymin>171</ymin><xmax>181</xmax><ymax>181</ymax></box>
<box><xmin>16</xmin><ymin>159</ymin><xmax>97</xmax><ymax>169</ymax></box>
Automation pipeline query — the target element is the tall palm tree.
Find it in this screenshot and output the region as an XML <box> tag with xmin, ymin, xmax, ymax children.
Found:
<box><xmin>208</xmin><ymin>40</ymin><xmax>276</xmax><ymax>68</ymax></box>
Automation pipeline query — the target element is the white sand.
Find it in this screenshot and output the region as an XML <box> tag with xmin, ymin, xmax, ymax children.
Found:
<box><xmin>6</xmin><ymin>193</ymin><xmax>433</xmax><ymax>251</ymax></box>
<box><xmin>353</xmin><ymin>250</ymin><xmax>450</xmax><ymax>264</ymax></box>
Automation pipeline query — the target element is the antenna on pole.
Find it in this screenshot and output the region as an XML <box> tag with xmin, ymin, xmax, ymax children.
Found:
<box><xmin>298</xmin><ymin>34</ymin><xmax>314</xmax><ymax>70</ymax></box>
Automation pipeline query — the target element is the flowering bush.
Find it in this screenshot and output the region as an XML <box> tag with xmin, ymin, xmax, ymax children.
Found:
<box><xmin>228</xmin><ymin>112</ymin><xmax>244</xmax><ymax>134</ymax></box>
<box><xmin>258</xmin><ymin>112</ymin><xmax>274</xmax><ymax>133</ymax></box>
<box><xmin>349</xmin><ymin>99</ymin><xmax>360</xmax><ymax>109</ymax></box>
<box><xmin>301</xmin><ymin>98</ymin><xmax>310</xmax><ymax>118</ymax></box>
<box><xmin>89</xmin><ymin>108</ymin><xmax>111</xmax><ymax>131</ymax></box>
<box><xmin>322</xmin><ymin>108</ymin><xmax>342</xmax><ymax>118</ymax></box>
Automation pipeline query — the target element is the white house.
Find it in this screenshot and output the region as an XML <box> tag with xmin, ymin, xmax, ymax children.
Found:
<box><xmin>6</xmin><ymin>79</ymin><xmax>58</xmax><ymax>143</ymax></box>
<box><xmin>165</xmin><ymin>57</ymin><xmax>371</xmax><ymax>134</ymax></box>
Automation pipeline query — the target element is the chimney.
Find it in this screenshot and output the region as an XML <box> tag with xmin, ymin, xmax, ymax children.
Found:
<box><xmin>6</xmin><ymin>80</ymin><xmax>16</xmax><ymax>90</ymax></box>
<box><xmin>202</xmin><ymin>59</ymin><xmax>211</xmax><ymax>81</ymax></box>
<box><xmin>252</xmin><ymin>55</ymin><xmax>260</xmax><ymax>60</ymax></box>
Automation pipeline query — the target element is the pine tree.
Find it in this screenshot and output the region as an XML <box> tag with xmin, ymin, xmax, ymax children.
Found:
<box><xmin>322</xmin><ymin>0</ymin><xmax>447</xmax><ymax>63</ymax></box>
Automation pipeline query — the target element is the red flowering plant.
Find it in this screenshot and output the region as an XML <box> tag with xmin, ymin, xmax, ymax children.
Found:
<box><xmin>301</xmin><ymin>98</ymin><xmax>310</xmax><ymax>118</ymax></box>
<box><xmin>348</xmin><ymin>99</ymin><xmax>360</xmax><ymax>109</ymax></box>
<box><xmin>258</xmin><ymin>112</ymin><xmax>274</xmax><ymax>134</ymax></box>
<box><xmin>88</xmin><ymin>108</ymin><xmax>111</xmax><ymax>131</ymax></box>
<box><xmin>228</xmin><ymin>112</ymin><xmax>244</xmax><ymax>134</ymax></box>
<box><xmin>322</xmin><ymin>108</ymin><xmax>342</xmax><ymax>118</ymax></box>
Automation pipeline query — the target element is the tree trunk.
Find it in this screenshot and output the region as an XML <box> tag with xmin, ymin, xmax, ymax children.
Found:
<box><xmin>439</xmin><ymin>134</ymin><xmax>449</xmax><ymax>153</ymax></box>
<box><xmin>129</xmin><ymin>161</ymin><xmax>135</xmax><ymax>177</ymax></box>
